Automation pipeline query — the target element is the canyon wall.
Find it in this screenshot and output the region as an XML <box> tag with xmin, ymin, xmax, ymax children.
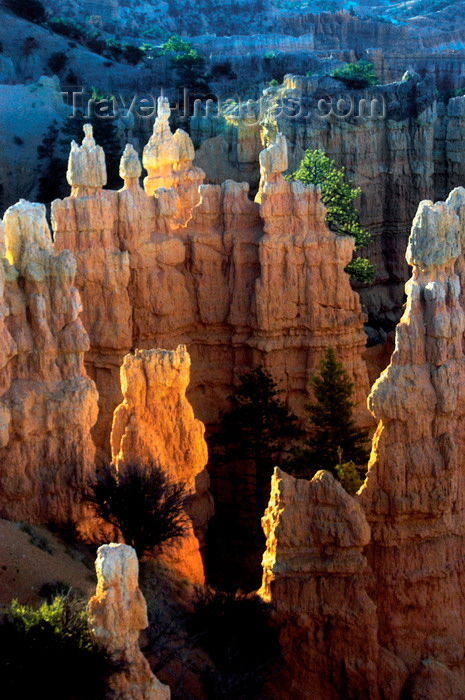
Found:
<box><xmin>52</xmin><ymin>100</ymin><xmax>371</xmax><ymax>466</ymax></box>
<box><xmin>0</xmin><ymin>199</ymin><xmax>98</xmax><ymax>525</ymax></box>
<box><xmin>88</xmin><ymin>543</ymin><xmax>170</xmax><ymax>700</ymax></box>
<box><xmin>261</xmin><ymin>187</ymin><xmax>465</xmax><ymax>699</ymax></box>
<box><xmin>111</xmin><ymin>346</ymin><xmax>214</xmax><ymax>583</ymax></box>
<box><xmin>194</xmin><ymin>73</ymin><xmax>456</xmax><ymax>325</ymax></box>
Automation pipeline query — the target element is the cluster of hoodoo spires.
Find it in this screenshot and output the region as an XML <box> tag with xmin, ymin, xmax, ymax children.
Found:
<box><xmin>2</xmin><ymin>94</ymin><xmax>465</xmax><ymax>698</ymax></box>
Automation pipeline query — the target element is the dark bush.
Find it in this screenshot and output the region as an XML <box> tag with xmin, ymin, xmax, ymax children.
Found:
<box><xmin>187</xmin><ymin>588</ymin><xmax>281</xmax><ymax>699</ymax></box>
<box><xmin>210</xmin><ymin>60</ymin><xmax>237</xmax><ymax>81</ymax></box>
<box><xmin>4</xmin><ymin>0</ymin><xmax>46</xmax><ymax>23</ymax></box>
<box><xmin>0</xmin><ymin>595</ymin><xmax>107</xmax><ymax>699</ymax></box>
<box><xmin>122</xmin><ymin>42</ymin><xmax>144</xmax><ymax>65</ymax></box>
<box><xmin>47</xmin><ymin>16</ymin><xmax>86</xmax><ymax>41</ymax></box>
<box><xmin>85</xmin><ymin>461</ymin><xmax>189</xmax><ymax>558</ymax></box>
<box><xmin>48</xmin><ymin>51</ymin><xmax>68</xmax><ymax>74</ymax></box>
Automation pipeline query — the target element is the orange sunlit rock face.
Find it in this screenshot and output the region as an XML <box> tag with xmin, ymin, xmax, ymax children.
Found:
<box><xmin>358</xmin><ymin>187</ymin><xmax>465</xmax><ymax>696</ymax></box>
<box><xmin>260</xmin><ymin>467</ymin><xmax>378</xmax><ymax>700</ymax></box>
<box><xmin>0</xmin><ymin>199</ymin><xmax>98</xmax><ymax>525</ymax></box>
<box><xmin>52</xmin><ymin>115</ymin><xmax>372</xmax><ymax>464</ymax></box>
<box><xmin>111</xmin><ymin>345</ymin><xmax>214</xmax><ymax>584</ymax></box>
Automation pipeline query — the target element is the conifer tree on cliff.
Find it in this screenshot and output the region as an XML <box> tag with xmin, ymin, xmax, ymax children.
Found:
<box><xmin>291</xmin><ymin>149</ymin><xmax>375</xmax><ymax>284</ymax></box>
<box><xmin>291</xmin><ymin>347</ymin><xmax>370</xmax><ymax>480</ymax></box>
<box><xmin>212</xmin><ymin>366</ymin><xmax>301</xmax><ymax>531</ymax></box>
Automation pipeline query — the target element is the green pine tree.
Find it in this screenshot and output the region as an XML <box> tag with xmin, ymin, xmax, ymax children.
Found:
<box><xmin>211</xmin><ymin>366</ymin><xmax>301</xmax><ymax>529</ymax></box>
<box><xmin>290</xmin><ymin>149</ymin><xmax>375</xmax><ymax>284</ymax></box>
<box><xmin>291</xmin><ymin>348</ymin><xmax>370</xmax><ymax>480</ymax></box>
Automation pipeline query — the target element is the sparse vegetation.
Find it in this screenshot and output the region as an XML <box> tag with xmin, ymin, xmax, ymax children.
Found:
<box><xmin>158</xmin><ymin>34</ymin><xmax>210</xmax><ymax>93</ymax></box>
<box><xmin>4</xmin><ymin>0</ymin><xmax>46</xmax><ymax>24</ymax></box>
<box><xmin>335</xmin><ymin>460</ymin><xmax>366</xmax><ymax>496</ymax></box>
<box><xmin>0</xmin><ymin>594</ymin><xmax>106</xmax><ymax>699</ymax></box>
<box><xmin>18</xmin><ymin>522</ymin><xmax>54</xmax><ymax>554</ymax></box>
<box><xmin>332</xmin><ymin>60</ymin><xmax>379</xmax><ymax>89</ymax></box>
<box><xmin>85</xmin><ymin>461</ymin><xmax>189</xmax><ymax>558</ymax></box>
<box><xmin>47</xmin><ymin>51</ymin><xmax>68</xmax><ymax>74</ymax></box>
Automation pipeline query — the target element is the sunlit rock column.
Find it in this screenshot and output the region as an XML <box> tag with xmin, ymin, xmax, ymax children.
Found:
<box><xmin>359</xmin><ymin>186</ymin><xmax>465</xmax><ymax>698</ymax></box>
<box><xmin>88</xmin><ymin>543</ymin><xmax>171</xmax><ymax>700</ymax></box>
<box><xmin>0</xmin><ymin>199</ymin><xmax>98</xmax><ymax>525</ymax></box>
<box><xmin>111</xmin><ymin>345</ymin><xmax>214</xmax><ymax>583</ymax></box>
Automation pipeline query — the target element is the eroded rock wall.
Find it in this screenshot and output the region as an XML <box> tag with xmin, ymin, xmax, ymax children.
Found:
<box><xmin>52</xmin><ymin>100</ymin><xmax>371</xmax><ymax>462</ymax></box>
<box><xmin>0</xmin><ymin>199</ymin><xmax>98</xmax><ymax>524</ymax></box>
<box><xmin>260</xmin><ymin>468</ymin><xmax>379</xmax><ymax>700</ymax></box>
<box><xmin>193</xmin><ymin>76</ymin><xmax>465</xmax><ymax>325</ymax></box>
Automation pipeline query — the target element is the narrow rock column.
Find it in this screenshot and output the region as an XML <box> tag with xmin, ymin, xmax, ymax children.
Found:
<box><xmin>359</xmin><ymin>186</ymin><xmax>465</xmax><ymax>697</ymax></box>
<box><xmin>111</xmin><ymin>345</ymin><xmax>214</xmax><ymax>583</ymax></box>
<box><xmin>88</xmin><ymin>543</ymin><xmax>170</xmax><ymax>700</ymax></box>
<box><xmin>67</xmin><ymin>123</ymin><xmax>107</xmax><ymax>197</ymax></box>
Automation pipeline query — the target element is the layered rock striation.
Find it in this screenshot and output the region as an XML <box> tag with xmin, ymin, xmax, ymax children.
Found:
<box><xmin>88</xmin><ymin>543</ymin><xmax>170</xmax><ymax>700</ymax></box>
<box><xmin>261</xmin><ymin>187</ymin><xmax>465</xmax><ymax>699</ymax></box>
<box><xmin>111</xmin><ymin>345</ymin><xmax>214</xmax><ymax>583</ymax></box>
<box><xmin>0</xmin><ymin>199</ymin><xmax>98</xmax><ymax>524</ymax></box>
<box><xmin>358</xmin><ymin>186</ymin><xmax>465</xmax><ymax>694</ymax></box>
<box><xmin>52</xmin><ymin>101</ymin><xmax>371</xmax><ymax>462</ymax></box>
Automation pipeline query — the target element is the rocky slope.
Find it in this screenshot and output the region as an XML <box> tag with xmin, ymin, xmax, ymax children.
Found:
<box><xmin>0</xmin><ymin>199</ymin><xmax>98</xmax><ymax>526</ymax></box>
<box><xmin>261</xmin><ymin>187</ymin><xmax>465</xmax><ymax>699</ymax></box>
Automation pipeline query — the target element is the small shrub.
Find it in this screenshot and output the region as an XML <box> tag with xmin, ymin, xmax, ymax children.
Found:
<box><xmin>187</xmin><ymin>588</ymin><xmax>281</xmax><ymax>700</ymax></box>
<box><xmin>269</xmin><ymin>78</ymin><xmax>279</xmax><ymax>87</ymax></box>
<box><xmin>0</xmin><ymin>595</ymin><xmax>107</xmax><ymax>699</ymax></box>
<box><xmin>48</xmin><ymin>51</ymin><xmax>68</xmax><ymax>74</ymax></box>
<box><xmin>331</xmin><ymin>60</ymin><xmax>378</xmax><ymax>89</ymax></box>
<box><xmin>4</xmin><ymin>0</ymin><xmax>46</xmax><ymax>24</ymax></box>
<box><xmin>345</xmin><ymin>256</ymin><xmax>376</xmax><ymax>284</ymax></box>
<box><xmin>210</xmin><ymin>60</ymin><xmax>237</xmax><ymax>81</ymax></box>
<box><xmin>85</xmin><ymin>461</ymin><xmax>189</xmax><ymax>558</ymax></box>
<box><xmin>38</xmin><ymin>580</ymin><xmax>72</xmax><ymax>602</ymax></box>
<box><xmin>335</xmin><ymin>461</ymin><xmax>366</xmax><ymax>496</ymax></box>
<box><xmin>121</xmin><ymin>42</ymin><xmax>144</xmax><ymax>65</ymax></box>
<box><xmin>47</xmin><ymin>16</ymin><xmax>87</xmax><ymax>41</ymax></box>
